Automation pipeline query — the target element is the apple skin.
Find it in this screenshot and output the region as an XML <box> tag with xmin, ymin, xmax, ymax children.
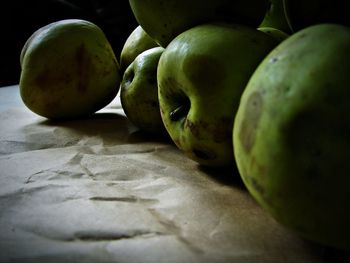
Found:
<box><xmin>120</xmin><ymin>25</ymin><xmax>158</xmax><ymax>74</ymax></box>
<box><xmin>233</xmin><ymin>24</ymin><xmax>350</xmax><ymax>250</ymax></box>
<box><xmin>120</xmin><ymin>46</ymin><xmax>166</xmax><ymax>135</ymax></box>
<box><xmin>129</xmin><ymin>0</ymin><xmax>270</xmax><ymax>47</ymax></box>
<box><xmin>284</xmin><ymin>0</ymin><xmax>350</xmax><ymax>33</ymax></box>
<box><xmin>20</xmin><ymin>19</ymin><xmax>120</xmax><ymax>119</ymax></box>
<box><xmin>259</xmin><ymin>0</ymin><xmax>291</xmax><ymax>33</ymax></box>
<box><xmin>157</xmin><ymin>23</ymin><xmax>278</xmax><ymax>167</ymax></box>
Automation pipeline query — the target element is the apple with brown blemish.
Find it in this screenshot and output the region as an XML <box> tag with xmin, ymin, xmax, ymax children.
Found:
<box><xmin>233</xmin><ymin>24</ymin><xmax>350</xmax><ymax>250</ymax></box>
<box><xmin>157</xmin><ymin>23</ymin><xmax>278</xmax><ymax>167</ymax></box>
<box><xmin>19</xmin><ymin>19</ymin><xmax>120</xmax><ymax>119</ymax></box>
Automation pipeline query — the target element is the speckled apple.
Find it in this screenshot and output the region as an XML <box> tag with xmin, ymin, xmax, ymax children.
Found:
<box><xmin>157</xmin><ymin>23</ymin><xmax>278</xmax><ymax>167</ymax></box>
<box><xmin>233</xmin><ymin>24</ymin><xmax>350</xmax><ymax>250</ymax></box>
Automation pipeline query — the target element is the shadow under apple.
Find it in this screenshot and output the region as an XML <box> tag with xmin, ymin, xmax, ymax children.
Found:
<box><xmin>197</xmin><ymin>163</ymin><xmax>246</xmax><ymax>190</ymax></box>
<box><xmin>32</xmin><ymin>112</ymin><xmax>134</xmax><ymax>147</ymax></box>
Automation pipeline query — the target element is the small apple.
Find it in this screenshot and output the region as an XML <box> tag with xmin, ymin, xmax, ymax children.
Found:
<box><xmin>284</xmin><ymin>0</ymin><xmax>350</xmax><ymax>33</ymax></box>
<box><xmin>233</xmin><ymin>24</ymin><xmax>350</xmax><ymax>250</ymax></box>
<box><xmin>259</xmin><ymin>0</ymin><xmax>291</xmax><ymax>33</ymax></box>
<box><xmin>20</xmin><ymin>19</ymin><xmax>120</xmax><ymax>119</ymax></box>
<box><xmin>129</xmin><ymin>0</ymin><xmax>270</xmax><ymax>47</ymax></box>
<box><xmin>120</xmin><ymin>25</ymin><xmax>158</xmax><ymax>73</ymax></box>
<box><xmin>157</xmin><ymin>23</ymin><xmax>278</xmax><ymax>167</ymax></box>
<box><xmin>120</xmin><ymin>47</ymin><xmax>166</xmax><ymax>135</ymax></box>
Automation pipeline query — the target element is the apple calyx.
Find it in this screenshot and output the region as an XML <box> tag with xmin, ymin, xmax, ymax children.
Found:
<box><xmin>169</xmin><ymin>103</ymin><xmax>190</xmax><ymax>121</ymax></box>
<box><xmin>122</xmin><ymin>68</ymin><xmax>134</xmax><ymax>88</ymax></box>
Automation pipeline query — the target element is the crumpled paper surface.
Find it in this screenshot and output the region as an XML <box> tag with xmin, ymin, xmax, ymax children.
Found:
<box><xmin>0</xmin><ymin>85</ymin><xmax>345</xmax><ymax>263</ymax></box>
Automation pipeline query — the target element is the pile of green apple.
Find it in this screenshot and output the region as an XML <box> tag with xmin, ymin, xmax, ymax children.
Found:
<box><xmin>19</xmin><ymin>0</ymin><xmax>350</xmax><ymax>252</ymax></box>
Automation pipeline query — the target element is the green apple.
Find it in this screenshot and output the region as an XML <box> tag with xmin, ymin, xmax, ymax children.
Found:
<box><xmin>258</xmin><ymin>26</ymin><xmax>289</xmax><ymax>42</ymax></box>
<box><xmin>20</xmin><ymin>19</ymin><xmax>120</xmax><ymax>119</ymax></box>
<box><xmin>157</xmin><ymin>23</ymin><xmax>278</xmax><ymax>167</ymax></box>
<box><xmin>120</xmin><ymin>25</ymin><xmax>158</xmax><ymax>73</ymax></box>
<box><xmin>120</xmin><ymin>46</ymin><xmax>166</xmax><ymax>135</ymax></box>
<box><xmin>129</xmin><ymin>0</ymin><xmax>270</xmax><ymax>47</ymax></box>
<box><xmin>233</xmin><ymin>24</ymin><xmax>350</xmax><ymax>250</ymax></box>
<box><xmin>259</xmin><ymin>0</ymin><xmax>291</xmax><ymax>33</ymax></box>
<box><xmin>284</xmin><ymin>0</ymin><xmax>350</xmax><ymax>33</ymax></box>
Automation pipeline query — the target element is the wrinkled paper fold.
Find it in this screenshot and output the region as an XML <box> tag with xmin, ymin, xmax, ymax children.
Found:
<box><xmin>0</xmin><ymin>86</ymin><xmax>338</xmax><ymax>262</ymax></box>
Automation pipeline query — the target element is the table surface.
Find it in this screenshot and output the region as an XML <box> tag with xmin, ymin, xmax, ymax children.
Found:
<box><xmin>0</xmin><ymin>85</ymin><xmax>348</xmax><ymax>263</ymax></box>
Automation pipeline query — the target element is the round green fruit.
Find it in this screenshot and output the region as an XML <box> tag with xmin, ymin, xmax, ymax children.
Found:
<box><xmin>233</xmin><ymin>24</ymin><xmax>350</xmax><ymax>250</ymax></box>
<box><xmin>129</xmin><ymin>0</ymin><xmax>270</xmax><ymax>47</ymax></box>
<box><xmin>20</xmin><ymin>19</ymin><xmax>120</xmax><ymax>119</ymax></box>
<box><xmin>121</xmin><ymin>46</ymin><xmax>166</xmax><ymax>135</ymax></box>
<box><xmin>158</xmin><ymin>23</ymin><xmax>278</xmax><ymax>167</ymax></box>
<box><xmin>120</xmin><ymin>25</ymin><xmax>158</xmax><ymax>73</ymax></box>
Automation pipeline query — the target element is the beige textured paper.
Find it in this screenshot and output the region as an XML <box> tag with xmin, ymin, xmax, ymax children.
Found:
<box><xmin>0</xmin><ymin>86</ymin><xmax>344</xmax><ymax>262</ymax></box>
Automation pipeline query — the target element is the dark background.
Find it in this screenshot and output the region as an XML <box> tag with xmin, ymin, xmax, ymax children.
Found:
<box><xmin>1</xmin><ymin>0</ymin><xmax>138</xmax><ymax>87</ymax></box>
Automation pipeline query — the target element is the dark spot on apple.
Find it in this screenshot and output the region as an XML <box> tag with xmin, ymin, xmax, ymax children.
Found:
<box><xmin>75</xmin><ymin>43</ymin><xmax>91</xmax><ymax>93</ymax></box>
<box><xmin>239</xmin><ymin>91</ymin><xmax>263</xmax><ymax>153</ymax></box>
<box><xmin>192</xmin><ymin>148</ymin><xmax>216</xmax><ymax>161</ymax></box>
<box><xmin>269</xmin><ymin>57</ymin><xmax>278</xmax><ymax>63</ymax></box>
<box><xmin>185</xmin><ymin>119</ymin><xmax>209</xmax><ymax>139</ymax></box>
<box><xmin>248</xmin><ymin>175</ymin><xmax>265</xmax><ymax>195</ymax></box>
<box><xmin>184</xmin><ymin>117</ymin><xmax>232</xmax><ymax>143</ymax></box>
<box><xmin>35</xmin><ymin>68</ymin><xmax>73</xmax><ymax>91</ymax></box>
<box><xmin>184</xmin><ymin>119</ymin><xmax>208</xmax><ymax>140</ymax></box>
<box><xmin>184</xmin><ymin>119</ymin><xmax>198</xmax><ymax>136</ymax></box>
<box><xmin>198</xmin><ymin>120</ymin><xmax>209</xmax><ymax>129</ymax></box>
